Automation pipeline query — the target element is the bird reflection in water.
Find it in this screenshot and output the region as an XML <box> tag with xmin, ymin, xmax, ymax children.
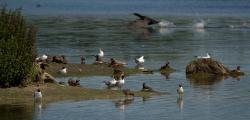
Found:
<box><xmin>187</xmin><ymin>75</ymin><xmax>227</xmax><ymax>86</ymax></box>
<box><xmin>176</xmin><ymin>96</ymin><xmax>184</xmax><ymax>111</ymax></box>
<box><xmin>142</xmin><ymin>96</ymin><xmax>151</xmax><ymax>103</ymax></box>
<box><xmin>161</xmin><ymin>72</ymin><xmax>170</xmax><ymax>80</ymax></box>
<box><xmin>34</xmin><ymin>100</ymin><xmax>43</xmax><ymax>117</ymax></box>
<box><xmin>113</xmin><ymin>97</ymin><xmax>135</xmax><ymax>111</ymax></box>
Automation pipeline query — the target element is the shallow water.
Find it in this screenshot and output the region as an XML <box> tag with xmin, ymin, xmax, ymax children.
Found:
<box><xmin>2</xmin><ymin>0</ymin><xmax>250</xmax><ymax>120</ymax></box>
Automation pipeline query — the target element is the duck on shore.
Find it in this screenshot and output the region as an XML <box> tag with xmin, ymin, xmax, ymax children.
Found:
<box><xmin>109</xmin><ymin>58</ymin><xmax>127</xmax><ymax>68</ymax></box>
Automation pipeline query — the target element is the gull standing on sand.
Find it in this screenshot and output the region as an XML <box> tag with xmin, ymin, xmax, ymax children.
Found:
<box><xmin>195</xmin><ymin>53</ymin><xmax>211</xmax><ymax>59</ymax></box>
<box><xmin>60</xmin><ymin>67</ymin><xmax>67</xmax><ymax>74</ymax></box>
<box><xmin>135</xmin><ymin>56</ymin><xmax>145</xmax><ymax>65</ymax></box>
<box><xmin>34</xmin><ymin>88</ymin><xmax>42</xmax><ymax>99</ymax></box>
<box><xmin>36</xmin><ymin>54</ymin><xmax>48</xmax><ymax>61</ymax></box>
<box><xmin>98</xmin><ymin>48</ymin><xmax>104</xmax><ymax>57</ymax></box>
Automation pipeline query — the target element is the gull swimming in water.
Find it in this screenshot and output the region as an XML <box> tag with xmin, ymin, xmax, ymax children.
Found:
<box><xmin>135</xmin><ymin>56</ymin><xmax>145</xmax><ymax>64</ymax></box>
<box><xmin>195</xmin><ymin>53</ymin><xmax>211</xmax><ymax>59</ymax></box>
<box><xmin>177</xmin><ymin>84</ymin><xmax>184</xmax><ymax>95</ymax></box>
<box><xmin>103</xmin><ymin>76</ymin><xmax>117</xmax><ymax>87</ymax></box>
<box><xmin>194</xmin><ymin>20</ymin><xmax>205</xmax><ymax>29</ymax></box>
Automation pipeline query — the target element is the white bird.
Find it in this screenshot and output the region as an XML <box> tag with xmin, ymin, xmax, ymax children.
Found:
<box><xmin>34</xmin><ymin>88</ymin><xmax>42</xmax><ymax>99</ymax></box>
<box><xmin>35</xmin><ymin>54</ymin><xmax>48</xmax><ymax>61</ymax></box>
<box><xmin>135</xmin><ymin>56</ymin><xmax>145</xmax><ymax>64</ymax></box>
<box><xmin>158</xmin><ymin>20</ymin><xmax>175</xmax><ymax>28</ymax></box>
<box><xmin>117</xmin><ymin>75</ymin><xmax>125</xmax><ymax>85</ymax></box>
<box><xmin>41</xmin><ymin>54</ymin><xmax>48</xmax><ymax>61</ymax></box>
<box><xmin>98</xmin><ymin>48</ymin><xmax>104</xmax><ymax>57</ymax></box>
<box><xmin>177</xmin><ymin>84</ymin><xmax>184</xmax><ymax>95</ymax></box>
<box><xmin>195</xmin><ymin>53</ymin><xmax>211</xmax><ymax>59</ymax></box>
<box><xmin>60</xmin><ymin>67</ymin><xmax>67</xmax><ymax>74</ymax></box>
<box><xmin>104</xmin><ymin>77</ymin><xmax>117</xmax><ymax>87</ymax></box>
<box><xmin>194</xmin><ymin>20</ymin><xmax>205</xmax><ymax>29</ymax></box>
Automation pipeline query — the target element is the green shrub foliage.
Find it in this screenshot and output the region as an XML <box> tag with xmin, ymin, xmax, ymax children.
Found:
<box><xmin>0</xmin><ymin>7</ymin><xmax>36</xmax><ymax>87</ymax></box>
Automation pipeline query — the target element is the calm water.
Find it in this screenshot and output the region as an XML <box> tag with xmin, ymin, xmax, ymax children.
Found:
<box><xmin>1</xmin><ymin>0</ymin><xmax>250</xmax><ymax>120</ymax></box>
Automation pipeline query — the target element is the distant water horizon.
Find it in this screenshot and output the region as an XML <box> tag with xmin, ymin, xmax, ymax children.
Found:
<box><xmin>3</xmin><ymin>0</ymin><xmax>250</xmax><ymax>17</ymax></box>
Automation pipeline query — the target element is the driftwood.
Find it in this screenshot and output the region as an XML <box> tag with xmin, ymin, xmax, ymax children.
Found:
<box><xmin>186</xmin><ymin>58</ymin><xmax>230</xmax><ymax>75</ymax></box>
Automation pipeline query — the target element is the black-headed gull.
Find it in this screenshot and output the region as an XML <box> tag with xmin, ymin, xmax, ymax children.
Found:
<box><xmin>98</xmin><ymin>48</ymin><xmax>104</xmax><ymax>57</ymax></box>
<box><xmin>177</xmin><ymin>84</ymin><xmax>184</xmax><ymax>95</ymax></box>
<box><xmin>103</xmin><ymin>77</ymin><xmax>117</xmax><ymax>87</ymax></box>
<box><xmin>60</xmin><ymin>67</ymin><xmax>67</xmax><ymax>74</ymax></box>
<box><xmin>34</xmin><ymin>88</ymin><xmax>42</xmax><ymax>99</ymax></box>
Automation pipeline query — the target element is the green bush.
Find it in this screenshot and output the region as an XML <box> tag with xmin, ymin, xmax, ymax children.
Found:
<box><xmin>0</xmin><ymin>7</ymin><xmax>37</xmax><ymax>87</ymax></box>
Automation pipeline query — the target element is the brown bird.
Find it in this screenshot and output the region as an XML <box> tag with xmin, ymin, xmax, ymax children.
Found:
<box><xmin>80</xmin><ymin>56</ymin><xmax>86</xmax><ymax>64</ymax></box>
<box><xmin>132</xmin><ymin>13</ymin><xmax>159</xmax><ymax>25</ymax></box>
<box><xmin>122</xmin><ymin>89</ymin><xmax>135</xmax><ymax>97</ymax></box>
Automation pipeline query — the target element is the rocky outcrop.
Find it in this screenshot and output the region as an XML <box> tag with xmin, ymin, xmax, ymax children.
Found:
<box><xmin>186</xmin><ymin>58</ymin><xmax>230</xmax><ymax>75</ymax></box>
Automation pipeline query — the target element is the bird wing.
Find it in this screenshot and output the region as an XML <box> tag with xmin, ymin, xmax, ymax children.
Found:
<box><xmin>133</xmin><ymin>13</ymin><xmax>159</xmax><ymax>25</ymax></box>
<box><xmin>133</xmin><ymin>13</ymin><xmax>146</xmax><ymax>20</ymax></box>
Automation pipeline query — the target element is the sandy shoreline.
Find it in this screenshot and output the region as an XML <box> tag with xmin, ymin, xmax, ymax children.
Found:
<box><xmin>0</xmin><ymin>83</ymin><xmax>165</xmax><ymax>105</ymax></box>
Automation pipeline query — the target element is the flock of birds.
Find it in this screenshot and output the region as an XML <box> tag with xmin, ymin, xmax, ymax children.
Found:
<box><xmin>34</xmin><ymin>47</ymin><xmax>192</xmax><ymax>101</ymax></box>
<box><xmin>34</xmin><ymin>13</ymin><xmax>217</xmax><ymax>101</ymax></box>
<box><xmin>32</xmin><ymin>13</ymin><xmax>248</xmax><ymax>113</ymax></box>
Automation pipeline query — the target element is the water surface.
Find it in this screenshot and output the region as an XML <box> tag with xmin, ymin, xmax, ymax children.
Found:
<box><xmin>1</xmin><ymin>0</ymin><xmax>250</xmax><ymax>120</ymax></box>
